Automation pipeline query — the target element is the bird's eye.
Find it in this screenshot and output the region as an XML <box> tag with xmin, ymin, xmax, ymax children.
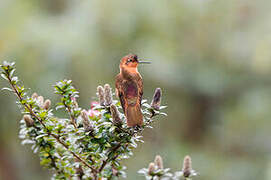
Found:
<box><xmin>128</xmin><ymin>59</ymin><xmax>132</xmax><ymax>62</ymax></box>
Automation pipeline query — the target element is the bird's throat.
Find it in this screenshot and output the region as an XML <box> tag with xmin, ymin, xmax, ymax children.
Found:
<box><xmin>120</xmin><ymin>67</ymin><xmax>139</xmax><ymax>76</ymax></box>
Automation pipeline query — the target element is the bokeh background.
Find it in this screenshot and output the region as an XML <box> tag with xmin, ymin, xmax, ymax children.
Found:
<box><xmin>1</xmin><ymin>0</ymin><xmax>271</xmax><ymax>179</ymax></box>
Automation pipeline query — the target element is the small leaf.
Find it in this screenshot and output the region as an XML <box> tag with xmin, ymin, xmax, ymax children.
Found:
<box><xmin>11</xmin><ymin>76</ymin><xmax>18</xmax><ymax>84</ymax></box>
<box><xmin>21</xmin><ymin>139</ymin><xmax>35</xmax><ymax>145</ymax></box>
<box><xmin>56</xmin><ymin>105</ymin><xmax>65</xmax><ymax>110</ymax></box>
<box><xmin>160</xmin><ymin>112</ymin><xmax>168</xmax><ymax>116</ymax></box>
<box><xmin>36</xmin><ymin>134</ymin><xmax>47</xmax><ymax>140</ymax></box>
<box><xmin>159</xmin><ymin>106</ymin><xmax>167</xmax><ymax>110</ymax></box>
<box><xmin>141</xmin><ymin>99</ymin><xmax>148</xmax><ymax>104</ymax></box>
<box><xmin>1</xmin><ymin>73</ymin><xmax>8</xmax><ymax>80</ymax></box>
<box><xmin>10</xmin><ymin>69</ymin><xmax>15</xmax><ymax>77</ymax></box>
<box><xmin>1</xmin><ymin>87</ymin><xmax>13</xmax><ymax>92</ymax></box>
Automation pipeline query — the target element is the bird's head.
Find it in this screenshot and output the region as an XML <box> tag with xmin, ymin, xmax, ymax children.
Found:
<box><xmin>119</xmin><ymin>54</ymin><xmax>150</xmax><ymax>71</ymax></box>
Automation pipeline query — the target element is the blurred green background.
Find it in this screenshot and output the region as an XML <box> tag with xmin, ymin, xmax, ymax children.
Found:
<box><xmin>1</xmin><ymin>0</ymin><xmax>271</xmax><ymax>179</ymax></box>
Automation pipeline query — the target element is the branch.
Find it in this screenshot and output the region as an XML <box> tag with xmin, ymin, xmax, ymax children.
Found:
<box><xmin>6</xmin><ymin>76</ymin><xmax>98</xmax><ymax>176</ymax></box>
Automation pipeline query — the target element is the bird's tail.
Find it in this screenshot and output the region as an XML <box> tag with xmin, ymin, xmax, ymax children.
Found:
<box><xmin>125</xmin><ymin>104</ymin><xmax>143</xmax><ymax>127</ymax></box>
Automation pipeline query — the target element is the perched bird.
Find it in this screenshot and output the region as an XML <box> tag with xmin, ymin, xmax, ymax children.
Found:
<box><xmin>115</xmin><ymin>54</ymin><xmax>150</xmax><ymax>127</ymax></box>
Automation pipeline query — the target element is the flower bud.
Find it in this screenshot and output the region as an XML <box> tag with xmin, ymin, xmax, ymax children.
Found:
<box><xmin>182</xmin><ymin>155</ymin><xmax>192</xmax><ymax>178</ymax></box>
<box><xmin>104</xmin><ymin>84</ymin><xmax>113</xmax><ymax>106</ymax></box>
<box><xmin>154</xmin><ymin>155</ymin><xmax>163</xmax><ymax>169</ymax></box>
<box><xmin>151</xmin><ymin>88</ymin><xmax>162</xmax><ymax>110</ymax></box>
<box><xmin>81</xmin><ymin>110</ymin><xmax>93</xmax><ymax>132</ymax></box>
<box><xmin>148</xmin><ymin>162</ymin><xmax>155</xmax><ymax>175</ymax></box>
<box><xmin>97</xmin><ymin>86</ymin><xmax>105</xmax><ymax>106</ymax></box>
<box><xmin>43</xmin><ymin>99</ymin><xmax>51</xmax><ymax>110</ymax></box>
<box><xmin>31</xmin><ymin>92</ymin><xmax>38</xmax><ymax>99</ymax></box>
<box><xmin>37</xmin><ymin>96</ymin><xmax>44</xmax><ymax>107</ymax></box>
<box><xmin>110</xmin><ymin>104</ymin><xmax>122</xmax><ymax>125</ymax></box>
<box><xmin>71</xmin><ymin>97</ymin><xmax>79</xmax><ymax>108</ymax></box>
<box><xmin>23</xmin><ymin>115</ymin><xmax>34</xmax><ymax>127</ymax></box>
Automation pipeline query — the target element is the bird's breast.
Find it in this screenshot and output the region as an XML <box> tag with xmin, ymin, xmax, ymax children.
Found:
<box><xmin>125</xmin><ymin>83</ymin><xmax>138</xmax><ymax>98</ymax></box>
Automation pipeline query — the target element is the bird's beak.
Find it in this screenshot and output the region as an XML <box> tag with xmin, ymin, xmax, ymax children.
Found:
<box><xmin>138</xmin><ymin>61</ymin><xmax>151</xmax><ymax>64</ymax></box>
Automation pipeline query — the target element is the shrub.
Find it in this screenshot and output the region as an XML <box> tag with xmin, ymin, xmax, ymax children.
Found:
<box><xmin>1</xmin><ymin>61</ymin><xmax>198</xmax><ymax>180</ymax></box>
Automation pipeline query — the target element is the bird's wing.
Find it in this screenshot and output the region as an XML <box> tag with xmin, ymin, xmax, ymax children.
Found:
<box><xmin>138</xmin><ymin>76</ymin><xmax>143</xmax><ymax>107</ymax></box>
<box><xmin>115</xmin><ymin>74</ymin><xmax>126</xmax><ymax>112</ymax></box>
<box><xmin>116</xmin><ymin>74</ymin><xmax>142</xmax><ymax>112</ymax></box>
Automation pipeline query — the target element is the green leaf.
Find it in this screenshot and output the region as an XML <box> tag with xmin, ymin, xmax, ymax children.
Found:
<box><xmin>36</xmin><ymin>134</ymin><xmax>47</xmax><ymax>140</ymax></box>
<box><xmin>9</xmin><ymin>69</ymin><xmax>15</xmax><ymax>77</ymax></box>
<box><xmin>159</xmin><ymin>106</ymin><xmax>167</xmax><ymax>110</ymax></box>
<box><xmin>1</xmin><ymin>87</ymin><xmax>13</xmax><ymax>92</ymax></box>
<box><xmin>11</xmin><ymin>76</ymin><xmax>18</xmax><ymax>82</ymax></box>
<box><xmin>160</xmin><ymin>112</ymin><xmax>168</xmax><ymax>116</ymax></box>
<box><xmin>56</xmin><ymin>105</ymin><xmax>65</xmax><ymax>110</ymax></box>
<box><xmin>0</xmin><ymin>73</ymin><xmax>8</xmax><ymax>80</ymax></box>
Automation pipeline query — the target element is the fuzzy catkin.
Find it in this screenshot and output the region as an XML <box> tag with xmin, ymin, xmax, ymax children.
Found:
<box><xmin>23</xmin><ymin>115</ymin><xmax>34</xmax><ymax>127</ymax></box>
<box><xmin>104</xmin><ymin>84</ymin><xmax>113</xmax><ymax>106</ymax></box>
<box><xmin>110</xmin><ymin>104</ymin><xmax>122</xmax><ymax>125</ymax></box>
<box><xmin>31</xmin><ymin>92</ymin><xmax>38</xmax><ymax>99</ymax></box>
<box><xmin>154</xmin><ymin>155</ymin><xmax>163</xmax><ymax>169</ymax></box>
<box><xmin>72</xmin><ymin>98</ymin><xmax>79</xmax><ymax>108</ymax></box>
<box><xmin>97</xmin><ymin>86</ymin><xmax>105</xmax><ymax>106</ymax></box>
<box><xmin>43</xmin><ymin>99</ymin><xmax>51</xmax><ymax>110</ymax></box>
<box><xmin>182</xmin><ymin>155</ymin><xmax>192</xmax><ymax>178</ymax></box>
<box><xmin>81</xmin><ymin>110</ymin><xmax>93</xmax><ymax>132</ymax></box>
<box><xmin>37</xmin><ymin>96</ymin><xmax>44</xmax><ymax>107</ymax></box>
<box><xmin>151</xmin><ymin>88</ymin><xmax>162</xmax><ymax>110</ymax></box>
<box><xmin>148</xmin><ymin>162</ymin><xmax>155</xmax><ymax>175</ymax></box>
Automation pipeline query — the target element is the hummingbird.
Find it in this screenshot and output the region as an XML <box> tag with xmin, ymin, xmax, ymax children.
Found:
<box><xmin>115</xmin><ymin>54</ymin><xmax>150</xmax><ymax>127</ymax></box>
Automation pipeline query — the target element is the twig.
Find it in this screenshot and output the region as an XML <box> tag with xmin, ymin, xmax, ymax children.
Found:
<box><xmin>63</xmin><ymin>100</ymin><xmax>77</xmax><ymax>129</ymax></box>
<box><xmin>98</xmin><ymin>143</ymin><xmax>122</xmax><ymax>172</ymax></box>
